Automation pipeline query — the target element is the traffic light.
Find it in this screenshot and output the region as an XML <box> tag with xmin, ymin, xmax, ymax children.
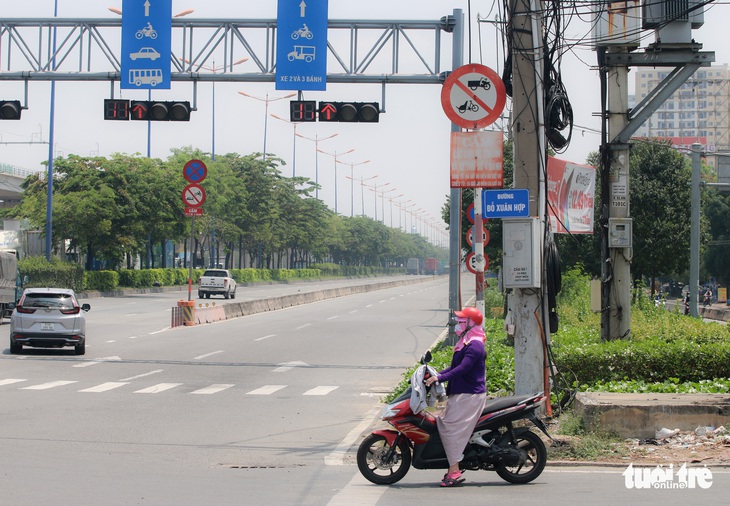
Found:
<box><xmin>104</xmin><ymin>99</ymin><xmax>130</xmax><ymax>120</ymax></box>
<box><xmin>317</xmin><ymin>102</ymin><xmax>380</xmax><ymax>122</ymax></box>
<box><xmin>290</xmin><ymin>100</ymin><xmax>317</xmax><ymax>122</ymax></box>
<box><xmin>130</xmin><ymin>101</ymin><xmax>191</xmax><ymax>121</ymax></box>
<box><xmin>0</xmin><ymin>100</ymin><xmax>22</xmax><ymax>120</ymax></box>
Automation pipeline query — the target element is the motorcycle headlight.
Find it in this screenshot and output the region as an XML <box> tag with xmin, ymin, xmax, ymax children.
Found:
<box><xmin>380</xmin><ymin>402</ymin><xmax>401</xmax><ymax>419</ymax></box>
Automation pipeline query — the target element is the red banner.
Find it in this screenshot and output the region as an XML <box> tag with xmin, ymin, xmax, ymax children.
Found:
<box><xmin>547</xmin><ymin>157</ymin><xmax>596</xmax><ymax>234</ymax></box>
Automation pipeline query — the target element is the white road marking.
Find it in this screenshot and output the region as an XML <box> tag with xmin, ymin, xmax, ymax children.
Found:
<box><xmin>348</xmin><ymin>309</ymin><xmax>359</xmax><ymax>314</ymax></box>
<box><xmin>0</xmin><ymin>379</ymin><xmax>27</xmax><ymax>386</ymax></box>
<box><xmin>134</xmin><ymin>383</ymin><xmax>183</xmax><ymax>394</ymax></box>
<box><xmin>255</xmin><ymin>334</ymin><xmax>276</xmax><ymax>341</ymax></box>
<box><xmin>194</xmin><ymin>350</ymin><xmax>224</xmax><ymax>360</ymax></box>
<box><xmin>72</xmin><ymin>356</ymin><xmax>121</xmax><ymax>368</ymax></box>
<box><xmin>325</xmin><ymin>406</ymin><xmax>381</xmax><ymax>466</ymax></box>
<box><xmin>303</xmin><ymin>386</ymin><xmax>338</xmax><ymax>396</ymax></box>
<box><xmin>246</xmin><ymin>385</ymin><xmax>286</xmax><ymax>395</ymax></box>
<box><xmin>327</xmin><ymin>472</ymin><xmax>386</xmax><ymax>506</ymax></box>
<box><xmin>119</xmin><ymin>369</ymin><xmax>163</xmax><ymax>381</ymax></box>
<box><xmin>21</xmin><ymin>380</ymin><xmax>77</xmax><ymax>390</ymax></box>
<box><xmin>365</xmin><ymin>304</ymin><xmax>373</xmax><ymax>308</ymax></box>
<box><xmin>190</xmin><ymin>384</ymin><xmax>234</xmax><ymax>395</ymax></box>
<box><xmin>273</xmin><ymin>361</ymin><xmax>309</xmax><ymax>373</ymax></box>
<box><xmin>79</xmin><ymin>382</ymin><xmax>129</xmax><ymax>393</ymax></box>
<box><xmin>106</xmin><ymin>340</ymin><xmax>116</xmax><ymax>343</ymax></box>
<box><xmin>149</xmin><ymin>328</ymin><xmax>169</xmax><ymax>335</ymax></box>
<box><xmin>129</xmin><ymin>335</ymin><xmax>139</xmax><ymax>339</ymax></box>
<box><xmin>295</xmin><ymin>323</ymin><xmax>311</xmax><ymax>330</ymax></box>
<box><xmin>327</xmin><ymin>315</ymin><xmax>340</xmax><ymax>320</ymax></box>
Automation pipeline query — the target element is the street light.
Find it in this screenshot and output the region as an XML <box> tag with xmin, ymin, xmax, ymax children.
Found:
<box><xmin>296</xmin><ymin>133</ymin><xmax>337</xmax><ymax>199</ymax></box>
<box><xmin>238</xmin><ymin>91</ymin><xmax>296</xmax><ymax>161</ymax></box>
<box><xmin>181</xmin><ymin>58</ymin><xmax>248</xmax><ymax>160</ymax></box>
<box><xmin>270</xmin><ymin>113</ymin><xmax>299</xmax><ymax>177</ymax></box>
<box><xmin>341</xmin><ymin>159</ymin><xmax>370</xmax><ymax>217</ymax></box>
<box><xmin>379</xmin><ymin>187</ymin><xmax>399</xmax><ymax>224</ymax></box>
<box><xmin>317</xmin><ymin>148</ymin><xmax>355</xmax><ymax>214</ymax></box>
<box><xmin>346</xmin><ymin>174</ymin><xmax>378</xmax><ymax>217</ymax></box>
<box><xmin>387</xmin><ymin>193</ymin><xmax>405</xmax><ymax>228</ymax></box>
<box><xmin>366</xmin><ymin>181</ymin><xmax>390</xmax><ymax>221</ymax></box>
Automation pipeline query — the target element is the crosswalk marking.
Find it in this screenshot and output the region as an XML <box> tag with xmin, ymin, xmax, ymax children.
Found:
<box><xmin>190</xmin><ymin>384</ymin><xmax>234</xmax><ymax>395</ymax></box>
<box><xmin>246</xmin><ymin>385</ymin><xmax>286</xmax><ymax>395</ymax></box>
<box><xmin>0</xmin><ymin>379</ymin><xmax>26</xmax><ymax>386</ymax></box>
<box><xmin>21</xmin><ymin>380</ymin><xmax>77</xmax><ymax>390</ymax></box>
<box><xmin>79</xmin><ymin>382</ymin><xmax>129</xmax><ymax>393</ymax></box>
<box><xmin>303</xmin><ymin>386</ymin><xmax>338</xmax><ymax>396</ymax></box>
<box><xmin>134</xmin><ymin>383</ymin><xmax>183</xmax><ymax>394</ymax></box>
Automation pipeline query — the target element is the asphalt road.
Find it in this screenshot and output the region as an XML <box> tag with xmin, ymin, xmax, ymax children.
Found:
<box><xmin>2</xmin><ymin>276</ymin><xmax>727</xmax><ymax>505</ymax></box>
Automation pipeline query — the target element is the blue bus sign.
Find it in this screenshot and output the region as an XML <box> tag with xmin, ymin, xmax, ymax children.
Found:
<box><xmin>483</xmin><ymin>189</ymin><xmax>530</xmax><ymax>218</ymax></box>
<box><xmin>275</xmin><ymin>0</ymin><xmax>329</xmax><ymax>91</ymax></box>
<box><xmin>121</xmin><ymin>0</ymin><xmax>172</xmax><ymax>90</ymax></box>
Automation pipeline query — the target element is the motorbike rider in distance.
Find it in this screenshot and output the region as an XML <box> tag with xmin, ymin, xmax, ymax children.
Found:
<box><xmin>425</xmin><ymin>307</ymin><xmax>487</xmax><ymax>487</ymax></box>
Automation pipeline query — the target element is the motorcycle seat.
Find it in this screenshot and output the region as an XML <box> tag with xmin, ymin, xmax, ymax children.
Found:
<box><xmin>481</xmin><ymin>394</ymin><xmax>534</xmax><ymax>415</ymax></box>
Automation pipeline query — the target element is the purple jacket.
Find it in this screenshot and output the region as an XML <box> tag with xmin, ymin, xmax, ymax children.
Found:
<box><xmin>437</xmin><ymin>341</ymin><xmax>487</xmax><ymax>396</ymax></box>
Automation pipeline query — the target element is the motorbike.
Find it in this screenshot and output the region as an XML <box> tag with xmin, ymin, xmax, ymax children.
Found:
<box><xmin>357</xmin><ymin>351</ymin><xmax>553</xmax><ymax>485</ymax></box>
<box><xmin>135</xmin><ymin>25</ymin><xmax>158</xmax><ymax>40</ymax></box>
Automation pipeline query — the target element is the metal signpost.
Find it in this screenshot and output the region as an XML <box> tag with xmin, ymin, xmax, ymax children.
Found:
<box><xmin>121</xmin><ymin>0</ymin><xmax>172</xmax><ymax>90</ymax></box>
<box><xmin>275</xmin><ymin>0</ymin><xmax>329</xmax><ymax>91</ymax></box>
<box><xmin>183</xmin><ymin>159</ymin><xmax>207</xmax><ymax>300</ymax></box>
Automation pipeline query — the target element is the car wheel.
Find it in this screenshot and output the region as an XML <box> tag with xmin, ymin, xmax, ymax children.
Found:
<box><xmin>75</xmin><ymin>342</ymin><xmax>85</xmax><ymax>356</ymax></box>
<box><xmin>10</xmin><ymin>341</ymin><xmax>21</xmax><ymax>354</ymax></box>
<box><xmin>198</xmin><ymin>292</ymin><xmax>203</xmax><ymax>299</ymax></box>
<box><xmin>231</xmin><ymin>288</ymin><xmax>236</xmax><ymax>300</ymax></box>
<box><xmin>224</xmin><ymin>290</ymin><xmax>230</xmax><ymax>300</ymax></box>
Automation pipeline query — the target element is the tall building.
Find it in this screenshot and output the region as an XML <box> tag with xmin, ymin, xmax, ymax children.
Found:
<box><xmin>634</xmin><ymin>63</ymin><xmax>730</xmax><ymax>166</ymax></box>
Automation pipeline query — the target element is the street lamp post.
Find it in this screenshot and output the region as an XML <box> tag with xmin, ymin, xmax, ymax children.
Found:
<box><xmin>317</xmin><ymin>148</ymin><xmax>355</xmax><ymax>214</ymax></box>
<box><xmin>270</xmin><ymin>113</ymin><xmax>299</xmax><ymax>177</ymax></box>
<box><xmin>345</xmin><ymin>174</ymin><xmax>378</xmax><ymax>216</ymax></box>
<box><xmin>366</xmin><ymin>182</ymin><xmax>390</xmax><ymax>222</ymax></box>
<box><xmin>238</xmin><ymin>91</ymin><xmax>296</xmax><ymax>161</ymax></box>
<box><xmin>342</xmin><ymin>160</ymin><xmax>370</xmax><ymax>217</ymax></box>
<box><xmin>296</xmin><ymin>133</ymin><xmax>338</xmax><ymax>199</ymax></box>
<box><xmin>387</xmin><ymin>193</ymin><xmax>404</xmax><ymax>228</ymax></box>
<box><xmin>379</xmin><ymin>187</ymin><xmax>399</xmax><ymax>224</ymax></box>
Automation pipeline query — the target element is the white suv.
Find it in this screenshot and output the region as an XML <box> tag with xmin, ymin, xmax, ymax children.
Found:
<box><xmin>9</xmin><ymin>288</ymin><xmax>90</xmax><ymax>355</ymax></box>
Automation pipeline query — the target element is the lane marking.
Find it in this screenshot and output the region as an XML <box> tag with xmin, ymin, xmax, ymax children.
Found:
<box><xmin>72</xmin><ymin>356</ymin><xmax>121</xmax><ymax>368</ymax></box>
<box><xmin>303</xmin><ymin>386</ymin><xmax>338</xmax><ymax>396</ymax></box>
<box><xmin>149</xmin><ymin>328</ymin><xmax>169</xmax><ymax>335</ymax></box>
<box><xmin>190</xmin><ymin>384</ymin><xmax>234</xmax><ymax>395</ymax></box>
<box><xmin>21</xmin><ymin>380</ymin><xmax>77</xmax><ymax>390</ymax></box>
<box><xmin>119</xmin><ymin>369</ymin><xmax>163</xmax><ymax>381</ymax></box>
<box><xmin>79</xmin><ymin>382</ymin><xmax>129</xmax><ymax>393</ymax></box>
<box><xmin>0</xmin><ymin>379</ymin><xmax>27</xmax><ymax>386</ymax></box>
<box><xmin>106</xmin><ymin>340</ymin><xmax>116</xmax><ymax>343</ymax></box>
<box><xmin>273</xmin><ymin>361</ymin><xmax>309</xmax><ymax>373</ymax></box>
<box><xmin>327</xmin><ymin>315</ymin><xmax>340</xmax><ymax>320</ymax></box>
<box><xmin>327</xmin><ymin>472</ymin><xmax>386</xmax><ymax>506</ymax></box>
<box><xmin>255</xmin><ymin>334</ymin><xmax>276</xmax><ymax>342</ymax></box>
<box><xmin>134</xmin><ymin>383</ymin><xmax>183</xmax><ymax>394</ymax></box>
<box><xmin>295</xmin><ymin>323</ymin><xmax>311</xmax><ymax>330</ymax></box>
<box><xmin>194</xmin><ymin>350</ymin><xmax>224</xmax><ymax>360</ymax></box>
<box><xmin>246</xmin><ymin>385</ymin><xmax>286</xmax><ymax>395</ymax></box>
<box><xmin>325</xmin><ymin>406</ymin><xmax>381</xmax><ymax>466</ymax></box>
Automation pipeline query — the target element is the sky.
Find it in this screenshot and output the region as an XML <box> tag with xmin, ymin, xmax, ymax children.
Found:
<box><xmin>1</xmin><ymin>1</ymin><xmax>730</xmax><ymax>240</ymax></box>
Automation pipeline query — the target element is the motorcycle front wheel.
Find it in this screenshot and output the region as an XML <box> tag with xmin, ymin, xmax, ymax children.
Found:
<box><xmin>495</xmin><ymin>430</ymin><xmax>547</xmax><ymax>484</ymax></box>
<box><xmin>357</xmin><ymin>434</ymin><xmax>411</xmax><ymax>485</ymax></box>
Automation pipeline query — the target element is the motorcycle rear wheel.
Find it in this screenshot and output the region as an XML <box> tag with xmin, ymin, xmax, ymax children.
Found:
<box><xmin>495</xmin><ymin>430</ymin><xmax>547</xmax><ymax>484</ymax></box>
<box><xmin>357</xmin><ymin>434</ymin><xmax>411</xmax><ymax>485</ymax></box>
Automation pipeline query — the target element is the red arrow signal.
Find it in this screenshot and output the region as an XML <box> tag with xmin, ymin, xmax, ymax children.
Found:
<box><xmin>131</xmin><ymin>101</ymin><xmax>149</xmax><ymax>120</ymax></box>
<box><xmin>319</xmin><ymin>102</ymin><xmax>338</xmax><ymax>122</ymax></box>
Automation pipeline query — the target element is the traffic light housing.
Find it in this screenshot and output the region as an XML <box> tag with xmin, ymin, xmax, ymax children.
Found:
<box><xmin>131</xmin><ymin>101</ymin><xmax>191</xmax><ymax>121</ymax></box>
<box><xmin>317</xmin><ymin>101</ymin><xmax>380</xmax><ymax>122</ymax></box>
<box><xmin>0</xmin><ymin>100</ymin><xmax>22</xmax><ymax>120</ymax></box>
<box><xmin>104</xmin><ymin>99</ymin><xmax>130</xmax><ymax>120</ymax></box>
<box><xmin>290</xmin><ymin>100</ymin><xmax>317</xmax><ymax>122</ymax></box>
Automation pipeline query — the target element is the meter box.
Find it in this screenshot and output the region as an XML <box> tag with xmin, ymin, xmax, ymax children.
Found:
<box><xmin>608</xmin><ymin>217</ymin><xmax>632</xmax><ymax>248</ymax></box>
<box><xmin>502</xmin><ymin>218</ymin><xmax>541</xmax><ymax>289</ymax></box>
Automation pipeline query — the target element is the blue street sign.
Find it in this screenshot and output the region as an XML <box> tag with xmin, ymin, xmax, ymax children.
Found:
<box><xmin>483</xmin><ymin>189</ymin><xmax>530</xmax><ymax>218</ymax></box>
<box><xmin>121</xmin><ymin>0</ymin><xmax>172</xmax><ymax>90</ymax></box>
<box><xmin>275</xmin><ymin>0</ymin><xmax>329</xmax><ymax>91</ymax></box>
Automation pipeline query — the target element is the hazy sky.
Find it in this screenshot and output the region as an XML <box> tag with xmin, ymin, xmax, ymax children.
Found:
<box><xmin>1</xmin><ymin>1</ymin><xmax>729</xmax><ymax>234</ymax></box>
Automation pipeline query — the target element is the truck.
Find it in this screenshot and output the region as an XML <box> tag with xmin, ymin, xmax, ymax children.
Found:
<box><xmin>406</xmin><ymin>258</ymin><xmax>420</xmax><ymax>275</ymax></box>
<box><xmin>0</xmin><ymin>250</ymin><xmax>21</xmax><ymax>320</ymax></box>
<box><xmin>424</xmin><ymin>258</ymin><xmax>438</xmax><ymax>275</ymax></box>
<box><xmin>198</xmin><ymin>269</ymin><xmax>237</xmax><ymax>299</ymax></box>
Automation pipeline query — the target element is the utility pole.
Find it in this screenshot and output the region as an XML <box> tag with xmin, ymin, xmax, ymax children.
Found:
<box><xmin>509</xmin><ymin>0</ymin><xmax>546</xmax><ymax>396</ymax></box>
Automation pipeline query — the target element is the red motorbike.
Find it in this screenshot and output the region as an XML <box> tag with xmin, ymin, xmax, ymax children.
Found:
<box><xmin>357</xmin><ymin>352</ymin><xmax>552</xmax><ymax>485</ymax></box>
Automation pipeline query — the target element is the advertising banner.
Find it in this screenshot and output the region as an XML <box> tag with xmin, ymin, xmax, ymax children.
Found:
<box><xmin>449</xmin><ymin>131</ymin><xmax>503</xmax><ymax>188</ymax></box>
<box><xmin>547</xmin><ymin>157</ymin><xmax>596</xmax><ymax>234</ymax></box>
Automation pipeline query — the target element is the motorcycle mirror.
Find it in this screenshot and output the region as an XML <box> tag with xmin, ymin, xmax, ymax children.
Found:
<box><xmin>420</xmin><ymin>350</ymin><xmax>432</xmax><ymax>364</ymax></box>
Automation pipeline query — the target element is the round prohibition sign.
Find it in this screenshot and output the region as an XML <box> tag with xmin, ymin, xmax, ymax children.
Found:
<box><xmin>441</xmin><ymin>64</ymin><xmax>506</xmax><ymax>129</ymax></box>
<box><xmin>183</xmin><ymin>159</ymin><xmax>207</xmax><ymax>183</ymax></box>
<box><xmin>182</xmin><ymin>183</ymin><xmax>206</xmax><ymax>208</ymax></box>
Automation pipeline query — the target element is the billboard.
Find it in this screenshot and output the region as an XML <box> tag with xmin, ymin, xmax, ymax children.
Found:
<box><xmin>547</xmin><ymin>157</ymin><xmax>596</xmax><ymax>234</ymax></box>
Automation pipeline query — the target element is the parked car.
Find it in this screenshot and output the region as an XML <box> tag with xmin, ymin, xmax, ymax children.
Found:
<box><xmin>9</xmin><ymin>288</ymin><xmax>90</xmax><ymax>355</ymax></box>
<box><xmin>198</xmin><ymin>269</ymin><xmax>237</xmax><ymax>299</ymax></box>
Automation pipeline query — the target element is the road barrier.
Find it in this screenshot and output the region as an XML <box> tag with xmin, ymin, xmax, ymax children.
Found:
<box><xmin>177</xmin><ymin>300</ymin><xmax>196</xmax><ymax>326</ymax></box>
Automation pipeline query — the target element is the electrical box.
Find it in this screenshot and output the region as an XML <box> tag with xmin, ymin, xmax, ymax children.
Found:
<box><xmin>502</xmin><ymin>218</ymin><xmax>541</xmax><ymax>289</ymax></box>
<box><xmin>592</xmin><ymin>1</ymin><xmax>641</xmax><ymax>48</ymax></box>
<box><xmin>608</xmin><ymin>217</ymin><xmax>632</xmax><ymax>248</ymax></box>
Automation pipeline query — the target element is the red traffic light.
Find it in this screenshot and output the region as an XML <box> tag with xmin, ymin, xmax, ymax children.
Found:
<box><xmin>0</xmin><ymin>100</ymin><xmax>22</xmax><ymax>120</ymax></box>
<box><xmin>130</xmin><ymin>101</ymin><xmax>191</xmax><ymax>121</ymax></box>
<box><xmin>317</xmin><ymin>101</ymin><xmax>379</xmax><ymax>122</ymax></box>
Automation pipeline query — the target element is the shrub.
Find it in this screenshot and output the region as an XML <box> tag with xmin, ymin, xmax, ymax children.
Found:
<box><xmin>19</xmin><ymin>257</ymin><xmax>84</xmax><ymax>292</ymax></box>
<box><xmin>84</xmin><ymin>270</ymin><xmax>119</xmax><ymax>291</ymax></box>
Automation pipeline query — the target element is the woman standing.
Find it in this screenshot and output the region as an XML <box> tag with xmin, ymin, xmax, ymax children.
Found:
<box><xmin>425</xmin><ymin>306</ymin><xmax>487</xmax><ymax>487</ymax></box>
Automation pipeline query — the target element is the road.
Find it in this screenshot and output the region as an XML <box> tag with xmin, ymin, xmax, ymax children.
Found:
<box><xmin>1</xmin><ymin>277</ymin><xmax>727</xmax><ymax>505</ymax></box>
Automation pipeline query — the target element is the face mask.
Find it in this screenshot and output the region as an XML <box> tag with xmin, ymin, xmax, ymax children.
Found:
<box><xmin>455</xmin><ymin>318</ymin><xmax>468</xmax><ymax>335</ymax></box>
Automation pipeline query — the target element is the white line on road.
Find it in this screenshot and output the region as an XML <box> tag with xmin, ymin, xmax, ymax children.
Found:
<box><xmin>0</xmin><ymin>379</ymin><xmax>27</xmax><ymax>386</ymax></box>
<box><xmin>134</xmin><ymin>383</ymin><xmax>183</xmax><ymax>394</ymax></box>
<box><xmin>106</xmin><ymin>340</ymin><xmax>116</xmax><ymax>343</ymax></box>
<box><xmin>119</xmin><ymin>369</ymin><xmax>164</xmax><ymax>381</ymax></box>
<box><xmin>194</xmin><ymin>350</ymin><xmax>224</xmax><ymax>360</ymax></box>
<box><xmin>327</xmin><ymin>315</ymin><xmax>340</xmax><ymax>320</ymax></box>
<box><xmin>190</xmin><ymin>384</ymin><xmax>234</xmax><ymax>395</ymax></box>
<box><xmin>21</xmin><ymin>380</ymin><xmax>77</xmax><ymax>390</ymax></box>
<box><xmin>246</xmin><ymin>385</ymin><xmax>286</xmax><ymax>395</ymax></box>
<box><xmin>303</xmin><ymin>386</ymin><xmax>338</xmax><ymax>396</ymax></box>
<box><xmin>273</xmin><ymin>361</ymin><xmax>309</xmax><ymax>373</ymax></box>
<box><xmin>79</xmin><ymin>382</ymin><xmax>129</xmax><ymax>393</ymax></box>
<box><xmin>72</xmin><ymin>356</ymin><xmax>121</xmax><ymax>368</ymax></box>
<box><xmin>295</xmin><ymin>323</ymin><xmax>311</xmax><ymax>330</ymax></box>
<box><xmin>325</xmin><ymin>406</ymin><xmax>381</xmax><ymax>466</ymax></box>
<box><xmin>327</xmin><ymin>472</ymin><xmax>386</xmax><ymax>506</ymax></box>
<box><xmin>255</xmin><ymin>334</ymin><xmax>276</xmax><ymax>341</ymax></box>
<box><xmin>149</xmin><ymin>328</ymin><xmax>170</xmax><ymax>335</ymax></box>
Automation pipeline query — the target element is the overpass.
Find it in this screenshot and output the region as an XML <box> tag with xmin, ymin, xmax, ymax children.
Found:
<box><xmin>0</xmin><ymin>163</ymin><xmax>36</xmax><ymax>208</ymax></box>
